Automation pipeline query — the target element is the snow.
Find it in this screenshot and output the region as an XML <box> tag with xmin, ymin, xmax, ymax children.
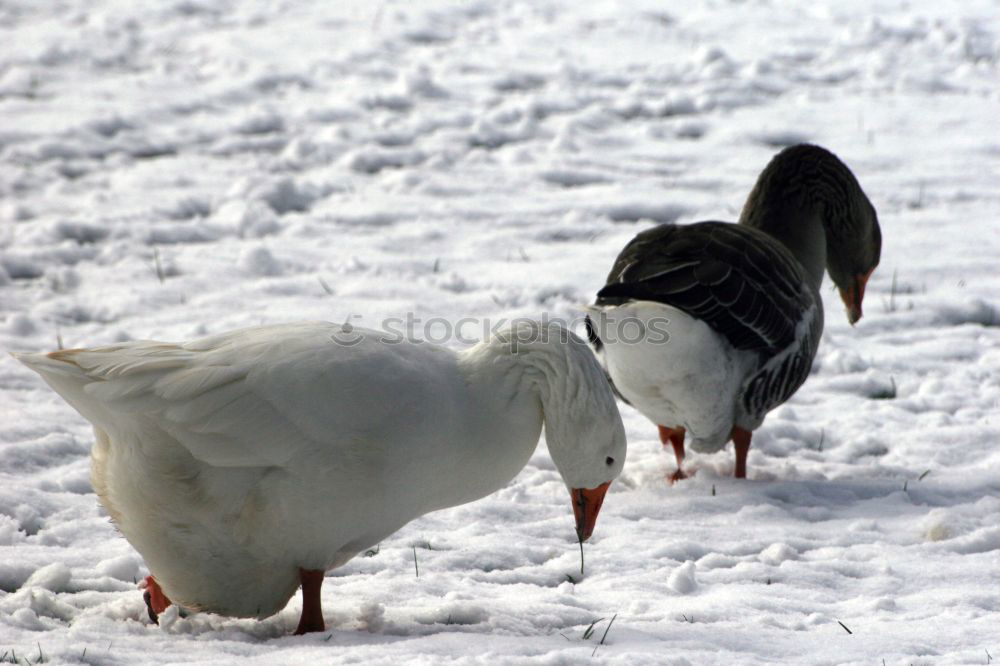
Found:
<box><xmin>1</xmin><ymin>0</ymin><xmax>999</xmax><ymax>663</ymax></box>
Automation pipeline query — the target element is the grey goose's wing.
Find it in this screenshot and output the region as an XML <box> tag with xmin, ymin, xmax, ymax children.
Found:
<box><xmin>595</xmin><ymin>221</ymin><xmax>815</xmax><ymax>356</ymax></box>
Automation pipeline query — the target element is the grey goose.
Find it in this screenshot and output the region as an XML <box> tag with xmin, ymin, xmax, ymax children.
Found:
<box><xmin>586</xmin><ymin>144</ymin><xmax>881</xmax><ymax>481</ymax></box>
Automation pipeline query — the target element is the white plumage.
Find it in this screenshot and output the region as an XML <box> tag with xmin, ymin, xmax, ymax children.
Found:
<box><xmin>15</xmin><ymin>320</ymin><xmax>625</xmax><ymax>632</ymax></box>
<box><xmin>588</xmin><ymin>301</ymin><xmax>757</xmax><ymax>454</ymax></box>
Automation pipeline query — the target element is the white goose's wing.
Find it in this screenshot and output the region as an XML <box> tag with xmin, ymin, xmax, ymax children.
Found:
<box><xmin>18</xmin><ymin>322</ymin><xmax>450</xmax><ymax>468</ymax></box>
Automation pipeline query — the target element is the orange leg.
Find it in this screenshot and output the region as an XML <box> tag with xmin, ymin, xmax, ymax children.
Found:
<box><xmin>143</xmin><ymin>575</ymin><xmax>172</xmax><ymax>624</ymax></box>
<box><xmin>731</xmin><ymin>427</ymin><xmax>752</xmax><ymax>479</ymax></box>
<box><xmin>294</xmin><ymin>568</ymin><xmax>326</xmax><ymax>635</ymax></box>
<box><xmin>658</xmin><ymin>425</ymin><xmax>688</xmax><ymax>483</ymax></box>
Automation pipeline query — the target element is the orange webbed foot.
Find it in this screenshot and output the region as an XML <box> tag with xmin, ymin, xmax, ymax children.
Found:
<box><xmin>668</xmin><ymin>467</ymin><xmax>689</xmax><ymax>485</ymax></box>
<box><xmin>294</xmin><ymin>568</ymin><xmax>326</xmax><ymax>635</ymax></box>
<box><xmin>659</xmin><ymin>426</ymin><xmax>688</xmax><ymax>484</ymax></box>
<box><xmin>142</xmin><ymin>575</ymin><xmax>172</xmax><ymax>624</ymax></box>
<box><xmin>731</xmin><ymin>427</ymin><xmax>753</xmax><ymax>479</ymax></box>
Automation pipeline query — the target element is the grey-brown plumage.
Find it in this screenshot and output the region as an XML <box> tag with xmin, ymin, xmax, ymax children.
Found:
<box><xmin>741</xmin><ymin>144</ymin><xmax>882</xmax><ymax>313</ymax></box>
<box><xmin>589</xmin><ymin>143</ymin><xmax>881</xmax><ymax>480</ymax></box>
<box><xmin>597</xmin><ymin>222</ymin><xmax>814</xmax><ymax>356</ymax></box>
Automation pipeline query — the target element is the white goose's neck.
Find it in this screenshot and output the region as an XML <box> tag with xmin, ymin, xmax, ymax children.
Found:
<box><xmin>464</xmin><ymin>321</ymin><xmax>600</xmax><ymax>422</ymax></box>
<box><xmin>456</xmin><ymin>321</ymin><xmax>617</xmax><ymax>490</ymax></box>
<box><xmin>387</xmin><ymin>322</ymin><xmax>622</xmax><ymax>526</ymax></box>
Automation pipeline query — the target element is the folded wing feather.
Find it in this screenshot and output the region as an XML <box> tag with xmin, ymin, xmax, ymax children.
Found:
<box><xmin>18</xmin><ymin>322</ymin><xmax>440</xmax><ymax>469</ymax></box>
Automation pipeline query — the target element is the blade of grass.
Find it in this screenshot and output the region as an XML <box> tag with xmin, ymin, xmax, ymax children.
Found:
<box><xmin>152</xmin><ymin>248</ymin><xmax>165</xmax><ymax>284</ymax></box>
<box><xmin>592</xmin><ymin>613</ymin><xmax>618</xmax><ymax>657</ymax></box>
<box><xmin>582</xmin><ymin>618</ymin><xmax>604</xmax><ymax>640</ymax></box>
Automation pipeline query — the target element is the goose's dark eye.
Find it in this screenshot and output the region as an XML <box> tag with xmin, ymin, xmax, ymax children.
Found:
<box><xmin>605</xmin><ymin>456</ymin><xmax>615</xmax><ymax>466</ymax></box>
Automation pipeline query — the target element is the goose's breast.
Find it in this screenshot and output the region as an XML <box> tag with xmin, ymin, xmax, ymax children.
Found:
<box><xmin>595</xmin><ymin>302</ymin><xmax>755</xmax><ymax>452</ymax></box>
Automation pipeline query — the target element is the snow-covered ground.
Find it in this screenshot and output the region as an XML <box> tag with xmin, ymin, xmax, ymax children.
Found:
<box><xmin>2</xmin><ymin>0</ymin><xmax>999</xmax><ymax>663</ymax></box>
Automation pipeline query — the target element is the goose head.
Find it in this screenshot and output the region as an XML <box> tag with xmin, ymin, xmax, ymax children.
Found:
<box><xmin>500</xmin><ymin>322</ymin><xmax>626</xmax><ymax>541</ymax></box>
<box><xmin>825</xmin><ymin>195</ymin><xmax>881</xmax><ymax>324</ymax></box>
<box><xmin>740</xmin><ymin>143</ymin><xmax>882</xmax><ymax>325</ymax></box>
<box><xmin>552</xmin><ymin>339</ymin><xmax>625</xmax><ymax>541</ymax></box>
<box><xmin>546</xmin><ymin>397</ymin><xmax>626</xmax><ymax>542</ymax></box>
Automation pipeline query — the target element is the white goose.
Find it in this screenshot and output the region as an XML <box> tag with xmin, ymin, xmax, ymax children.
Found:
<box><xmin>587</xmin><ymin>144</ymin><xmax>881</xmax><ymax>481</ymax></box>
<box><xmin>15</xmin><ymin>320</ymin><xmax>625</xmax><ymax>634</ymax></box>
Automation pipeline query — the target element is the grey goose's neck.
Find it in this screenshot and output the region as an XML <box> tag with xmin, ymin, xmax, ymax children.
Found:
<box><xmin>738</xmin><ymin>143</ymin><xmax>869</xmax><ymax>294</ymax></box>
<box><xmin>744</xmin><ymin>207</ymin><xmax>827</xmax><ymax>293</ymax></box>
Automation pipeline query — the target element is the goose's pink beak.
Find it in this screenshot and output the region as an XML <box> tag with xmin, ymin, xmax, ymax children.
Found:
<box><xmin>839</xmin><ymin>268</ymin><xmax>874</xmax><ymax>325</ymax></box>
<box><xmin>571</xmin><ymin>482</ymin><xmax>611</xmax><ymax>542</ymax></box>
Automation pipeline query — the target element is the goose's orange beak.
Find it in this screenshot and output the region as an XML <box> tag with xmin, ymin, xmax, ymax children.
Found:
<box><xmin>839</xmin><ymin>268</ymin><xmax>875</xmax><ymax>325</ymax></box>
<box><xmin>571</xmin><ymin>481</ymin><xmax>611</xmax><ymax>542</ymax></box>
